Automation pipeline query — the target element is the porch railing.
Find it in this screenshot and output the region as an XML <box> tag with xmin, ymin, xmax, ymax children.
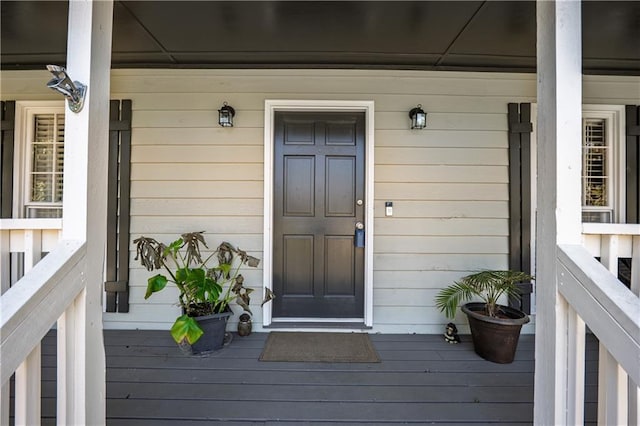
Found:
<box><xmin>0</xmin><ymin>218</ymin><xmax>88</xmax><ymax>425</ymax></box>
<box><xmin>0</xmin><ymin>218</ymin><xmax>63</xmax><ymax>291</ymax></box>
<box><xmin>1</xmin><ymin>220</ymin><xmax>638</xmax><ymax>424</ymax></box>
<box><xmin>557</xmin><ymin>223</ymin><xmax>640</xmax><ymax>424</ymax></box>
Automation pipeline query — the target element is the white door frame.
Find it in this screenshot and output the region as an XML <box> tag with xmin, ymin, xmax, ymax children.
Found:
<box><xmin>262</xmin><ymin>100</ymin><xmax>375</xmax><ymax>328</ymax></box>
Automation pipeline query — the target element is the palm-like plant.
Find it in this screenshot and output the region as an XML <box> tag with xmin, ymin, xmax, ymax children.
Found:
<box><xmin>435</xmin><ymin>270</ymin><xmax>534</xmax><ymax>319</ymax></box>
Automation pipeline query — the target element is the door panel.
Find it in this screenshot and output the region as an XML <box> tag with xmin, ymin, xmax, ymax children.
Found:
<box><xmin>326</xmin><ymin>157</ymin><xmax>355</xmax><ymax>216</ymax></box>
<box><xmin>283</xmin><ymin>235</ymin><xmax>314</xmax><ymax>295</ymax></box>
<box><xmin>325</xmin><ymin>236</ymin><xmax>355</xmax><ymax>296</ymax></box>
<box><xmin>273</xmin><ymin>112</ymin><xmax>365</xmax><ymax>318</ymax></box>
<box><xmin>284</xmin><ymin>156</ymin><xmax>315</xmax><ymax>216</ymax></box>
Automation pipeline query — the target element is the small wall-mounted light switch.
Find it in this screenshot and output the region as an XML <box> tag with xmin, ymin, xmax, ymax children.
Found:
<box><xmin>385</xmin><ymin>201</ymin><xmax>393</xmax><ymax>217</ymax></box>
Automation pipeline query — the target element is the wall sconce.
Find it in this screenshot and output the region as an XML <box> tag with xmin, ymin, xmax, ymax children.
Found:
<box><xmin>218</xmin><ymin>102</ymin><xmax>235</xmax><ymax>127</ymax></box>
<box><xmin>409</xmin><ymin>104</ymin><xmax>427</xmax><ymax>129</ymax></box>
<box><xmin>46</xmin><ymin>65</ymin><xmax>87</xmax><ymax>113</ymax></box>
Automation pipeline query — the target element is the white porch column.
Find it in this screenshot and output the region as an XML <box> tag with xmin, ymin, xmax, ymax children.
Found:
<box><xmin>534</xmin><ymin>1</ymin><xmax>583</xmax><ymax>425</ymax></box>
<box><xmin>57</xmin><ymin>1</ymin><xmax>113</xmax><ymax>425</ymax></box>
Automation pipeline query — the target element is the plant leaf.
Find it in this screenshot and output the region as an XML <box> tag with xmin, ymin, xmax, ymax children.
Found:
<box><xmin>236</xmin><ymin>293</ymin><xmax>252</xmax><ymax>315</ymax></box>
<box><xmin>435</xmin><ymin>281</ymin><xmax>477</xmax><ymax>319</ymax></box>
<box><xmin>217</xmin><ymin>242</ymin><xmax>234</xmax><ymax>268</ymax></box>
<box><xmin>145</xmin><ymin>274</ymin><xmax>168</xmax><ymax>299</ymax></box>
<box><xmin>165</xmin><ymin>238</ymin><xmax>183</xmax><ymax>257</ymax></box>
<box><xmin>201</xmin><ymin>276</ymin><xmax>222</xmax><ymax>302</ymax></box>
<box><xmin>181</xmin><ymin>232</ymin><xmax>207</xmax><ymax>264</ymax></box>
<box><xmin>220</xmin><ymin>263</ymin><xmax>232</xmax><ymax>276</ymax></box>
<box><xmin>435</xmin><ymin>270</ymin><xmax>534</xmax><ymax>318</ymax></box>
<box><xmin>170</xmin><ymin>315</ymin><xmax>204</xmax><ymax>344</ymax></box>
<box><xmin>175</xmin><ymin>267</ymin><xmax>189</xmax><ymax>283</ymax></box>
<box><xmin>235</xmin><ymin>245</ymin><xmax>261</xmax><ymax>267</ymax></box>
<box><xmin>133</xmin><ymin>236</ymin><xmax>164</xmax><ymax>271</ymax></box>
<box><xmin>261</xmin><ymin>287</ymin><xmax>275</xmax><ymax>306</ymax></box>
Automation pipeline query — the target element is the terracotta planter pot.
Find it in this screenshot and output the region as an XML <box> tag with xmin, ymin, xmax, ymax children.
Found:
<box><xmin>461</xmin><ymin>302</ymin><xmax>529</xmax><ymax>364</ymax></box>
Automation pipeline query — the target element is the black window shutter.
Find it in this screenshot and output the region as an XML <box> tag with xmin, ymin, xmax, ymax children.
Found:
<box><xmin>1</xmin><ymin>101</ymin><xmax>16</xmax><ymax>218</ymax></box>
<box><xmin>105</xmin><ymin>100</ymin><xmax>132</xmax><ymax>313</ymax></box>
<box><xmin>626</xmin><ymin>105</ymin><xmax>640</xmax><ymax>223</ymax></box>
<box><xmin>507</xmin><ymin>103</ymin><xmax>534</xmax><ymax>313</ymax></box>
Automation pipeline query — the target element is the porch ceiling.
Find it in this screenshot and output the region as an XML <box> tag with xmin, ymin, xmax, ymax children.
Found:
<box><xmin>1</xmin><ymin>1</ymin><xmax>639</xmax><ymax>75</ymax></box>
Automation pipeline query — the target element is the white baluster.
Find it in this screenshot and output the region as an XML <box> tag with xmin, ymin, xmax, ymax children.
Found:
<box><xmin>14</xmin><ymin>230</ymin><xmax>42</xmax><ymax>425</ymax></box>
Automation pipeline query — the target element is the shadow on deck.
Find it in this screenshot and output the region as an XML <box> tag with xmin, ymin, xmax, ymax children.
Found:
<box><xmin>31</xmin><ymin>330</ymin><xmax>598</xmax><ymax>425</ymax></box>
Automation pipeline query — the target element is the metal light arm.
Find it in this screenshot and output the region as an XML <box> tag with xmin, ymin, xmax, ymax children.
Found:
<box><xmin>46</xmin><ymin>65</ymin><xmax>87</xmax><ymax>113</ymax></box>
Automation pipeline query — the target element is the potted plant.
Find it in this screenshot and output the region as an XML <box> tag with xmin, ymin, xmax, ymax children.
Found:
<box><xmin>134</xmin><ymin>231</ymin><xmax>262</xmax><ymax>354</ymax></box>
<box><xmin>435</xmin><ymin>270</ymin><xmax>533</xmax><ymax>364</ymax></box>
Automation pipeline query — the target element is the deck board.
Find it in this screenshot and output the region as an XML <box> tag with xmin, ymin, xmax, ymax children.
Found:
<box><xmin>26</xmin><ymin>331</ymin><xmax>599</xmax><ymax>424</ymax></box>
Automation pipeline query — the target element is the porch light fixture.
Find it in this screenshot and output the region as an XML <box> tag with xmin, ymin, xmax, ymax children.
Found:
<box><xmin>45</xmin><ymin>65</ymin><xmax>87</xmax><ymax>113</ymax></box>
<box><xmin>218</xmin><ymin>102</ymin><xmax>235</xmax><ymax>127</ymax></box>
<box><xmin>409</xmin><ymin>104</ymin><xmax>427</xmax><ymax>129</ymax></box>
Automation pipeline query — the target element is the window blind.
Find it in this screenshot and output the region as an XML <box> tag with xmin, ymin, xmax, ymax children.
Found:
<box><xmin>27</xmin><ymin>113</ymin><xmax>64</xmax><ymax>218</ymax></box>
<box><xmin>582</xmin><ymin>118</ymin><xmax>612</xmax><ymax>223</ymax></box>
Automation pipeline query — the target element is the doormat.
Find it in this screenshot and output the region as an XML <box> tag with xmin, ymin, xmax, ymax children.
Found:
<box><xmin>259</xmin><ymin>332</ymin><xmax>380</xmax><ymax>363</ymax></box>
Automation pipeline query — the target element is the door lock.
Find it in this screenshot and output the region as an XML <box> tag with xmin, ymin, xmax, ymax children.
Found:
<box><xmin>354</xmin><ymin>222</ymin><xmax>365</xmax><ymax>247</ymax></box>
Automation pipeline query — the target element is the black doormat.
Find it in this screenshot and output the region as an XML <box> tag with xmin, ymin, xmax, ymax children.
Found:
<box><xmin>259</xmin><ymin>332</ymin><xmax>380</xmax><ymax>363</ymax></box>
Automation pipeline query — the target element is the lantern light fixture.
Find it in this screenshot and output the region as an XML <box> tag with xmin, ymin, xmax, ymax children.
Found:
<box><xmin>218</xmin><ymin>101</ymin><xmax>235</xmax><ymax>127</ymax></box>
<box><xmin>409</xmin><ymin>104</ymin><xmax>427</xmax><ymax>129</ymax></box>
<box><xmin>45</xmin><ymin>65</ymin><xmax>87</xmax><ymax>113</ymax></box>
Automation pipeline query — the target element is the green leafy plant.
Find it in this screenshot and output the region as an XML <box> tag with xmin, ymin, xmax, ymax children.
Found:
<box><xmin>435</xmin><ymin>270</ymin><xmax>534</xmax><ymax>319</ymax></box>
<box><xmin>133</xmin><ymin>232</ymin><xmax>270</xmax><ymax>345</ymax></box>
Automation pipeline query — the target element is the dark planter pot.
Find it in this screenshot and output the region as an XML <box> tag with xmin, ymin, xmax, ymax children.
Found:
<box><xmin>180</xmin><ymin>311</ymin><xmax>232</xmax><ymax>355</ymax></box>
<box><xmin>461</xmin><ymin>302</ymin><xmax>530</xmax><ymax>364</ymax></box>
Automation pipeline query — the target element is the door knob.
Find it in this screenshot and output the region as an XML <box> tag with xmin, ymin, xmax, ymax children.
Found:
<box><xmin>355</xmin><ymin>221</ymin><xmax>364</xmax><ymax>230</ymax></box>
<box><xmin>356</xmin><ymin>199</ymin><xmax>364</xmax><ymax>206</ymax></box>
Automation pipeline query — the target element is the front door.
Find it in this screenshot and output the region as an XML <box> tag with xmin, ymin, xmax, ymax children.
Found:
<box><xmin>273</xmin><ymin>111</ymin><xmax>365</xmax><ymax>318</ymax></box>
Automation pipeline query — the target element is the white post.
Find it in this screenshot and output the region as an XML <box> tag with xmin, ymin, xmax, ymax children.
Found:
<box><xmin>630</xmin><ymin>236</ymin><xmax>640</xmax><ymax>425</ymax></box>
<box><xmin>0</xmin><ymin>229</ymin><xmax>9</xmax><ymax>426</ymax></box>
<box><xmin>600</xmin><ymin>235</ymin><xmax>619</xmax><ymax>276</ymax></box>
<box><xmin>0</xmin><ymin>383</ymin><xmax>7</xmax><ymax>426</ymax></box>
<box><xmin>598</xmin><ymin>345</ymin><xmax>629</xmax><ymax>425</ymax></box>
<box><xmin>598</xmin><ymin>233</ymin><xmax>630</xmax><ymax>423</ymax></box>
<box><xmin>56</xmin><ymin>1</ymin><xmax>113</xmax><ymax>425</ymax></box>
<box><xmin>0</xmin><ymin>229</ymin><xmax>9</xmax><ymax>294</ymax></box>
<box><xmin>14</xmin><ymin>346</ymin><xmax>42</xmax><ymax>426</ymax></box>
<box><xmin>632</xmin><ymin>237</ymin><xmax>640</xmax><ymax>296</ymax></box>
<box><xmin>567</xmin><ymin>304</ymin><xmax>586</xmax><ymax>426</ymax></box>
<box><xmin>534</xmin><ymin>1</ymin><xmax>583</xmax><ymax>424</ymax></box>
<box><xmin>14</xmin><ymin>231</ymin><xmax>43</xmax><ymax>425</ymax></box>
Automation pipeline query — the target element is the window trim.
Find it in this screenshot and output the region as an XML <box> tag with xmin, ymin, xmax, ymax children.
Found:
<box><xmin>582</xmin><ymin>104</ymin><xmax>626</xmax><ymax>223</ymax></box>
<box><xmin>13</xmin><ymin>101</ymin><xmax>65</xmax><ymax>218</ymax></box>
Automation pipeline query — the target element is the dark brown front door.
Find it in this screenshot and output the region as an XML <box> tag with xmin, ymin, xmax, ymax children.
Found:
<box><xmin>273</xmin><ymin>111</ymin><xmax>365</xmax><ymax>318</ymax></box>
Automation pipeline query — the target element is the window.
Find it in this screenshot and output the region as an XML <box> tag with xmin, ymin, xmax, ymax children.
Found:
<box><xmin>15</xmin><ymin>102</ymin><xmax>65</xmax><ymax>218</ymax></box>
<box><xmin>581</xmin><ymin>105</ymin><xmax>625</xmax><ymax>223</ymax></box>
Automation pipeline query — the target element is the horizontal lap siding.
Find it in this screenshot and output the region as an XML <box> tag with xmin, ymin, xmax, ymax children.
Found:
<box><xmin>112</xmin><ymin>71</ymin><xmax>269</xmax><ymax>329</ymax></box>
<box><xmin>3</xmin><ymin>70</ymin><xmax>636</xmax><ymax>334</ymax></box>
<box><xmin>109</xmin><ymin>69</ymin><xmax>534</xmax><ymax>334</ymax></box>
<box><xmin>358</xmin><ymin>72</ymin><xmax>528</xmax><ymax>333</ymax></box>
<box><xmin>1</xmin><ymin>69</ymin><xmax>535</xmax><ymax>333</ymax></box>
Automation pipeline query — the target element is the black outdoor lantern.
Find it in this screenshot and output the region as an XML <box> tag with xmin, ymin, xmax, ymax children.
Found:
<box><xmin>218</xmin><ymin>101</ymin><xmax>235</xmax><ymax>127</ymax></box>
<box><xmin>409</xmin><ymin>104</ymin><xmax>427</xmax><ymax>129</ymax></box>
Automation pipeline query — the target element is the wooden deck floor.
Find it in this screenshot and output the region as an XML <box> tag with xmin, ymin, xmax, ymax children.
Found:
<box><xmin>31</xmin><ymin>330</ymin><xmax>598</xmax><ymax>425</ymax></box>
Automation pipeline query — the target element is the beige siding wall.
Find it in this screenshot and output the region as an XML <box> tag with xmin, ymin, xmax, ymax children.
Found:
<box><xmin>2</xmin><ymin>70</ymin><xmax>638</xmax><ymax>334</ymax></box>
